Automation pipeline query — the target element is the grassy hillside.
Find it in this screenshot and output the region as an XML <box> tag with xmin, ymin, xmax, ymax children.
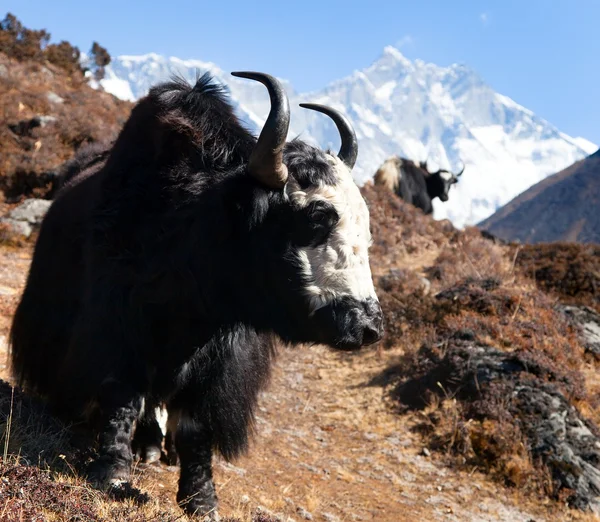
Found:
<box><xmin>0</xmin><ymin>14</ymin><xmax>131</xmax><ymax>202</ymax></box>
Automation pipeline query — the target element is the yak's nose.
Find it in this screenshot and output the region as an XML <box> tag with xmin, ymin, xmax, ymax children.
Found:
<box><xmin>361</xmin><ymin>298</ymin><xmax>384</xmax><ymax>345</ymax></box>
<box><xmin>362</xmin><ymin>323</ymin><xmax>382</xmax><ymax>345</ymax></box>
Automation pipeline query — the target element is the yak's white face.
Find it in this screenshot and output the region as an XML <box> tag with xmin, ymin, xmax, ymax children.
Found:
<box><xmin>286</xmin><ymin>155</ymin><xmax>378</xmax><ymax>313</ymax></box>
<box><xmin>439</xmin><ymin>170</ymin><xmax>454</xmax><ymax>182</ymax></box>
<box><xmin>436</xmin><ymin>170</ymin><xmax>458</xmax><ymax>201</ymax></box>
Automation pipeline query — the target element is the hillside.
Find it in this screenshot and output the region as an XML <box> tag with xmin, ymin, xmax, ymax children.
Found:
<box><xmin>0</xmin><ymin>186</ymin><xmax>599</xmax><ymax>521</ymax></box>
<box><xmin>0</xmin><ymin>15</ymin><xmax>131</xmax><ymax>202</ymax></box>
<box><xmin>96</xmin><ymin>47</ymin><xmax>596</xmax><ymax>228</ymax></box>
<box><xmin>479</xmin><ymin>149</ymin><xmax>600</xmax><ymax>243</ymax></box>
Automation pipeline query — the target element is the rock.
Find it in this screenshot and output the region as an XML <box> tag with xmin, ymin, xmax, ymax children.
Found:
<box><xmin>419</xmin><ymin>276</ymin><xmax>431</xmax><ymax>295</ymax></box>
<box><xmin>295</xmin><ymin>506</ymin><xmax>313</xmax><ymax>520</ymax></box>
<box><xmin>1</xmin><ymin>219</ymin><xmax>33</xmax><ymax>238</ymax></box>
<box><xmin>421</xmin><ymin>448</ymin><xmax>431</xmax><ymax>457</ymax></box>
<box><xmin>514</xmin><ymin>382</ymin><xmax>600</xmax><ymax>512</ymax></box>
<box><xmin>558</xmin><ymin>305</ymin><xmax>600</xmax><ymax>359</ymax></box>
<box><xmin>8</xmin><ymin>199</ymin><xmax>52</xmax><ymax>224</ymax></box>
<box><xmin>46</xmin><ymin>91</ymin><xmax>64</xmax><ymax>104</ymax></box>
<box><xmin>8</xmin><ymin>115</ymin><xmax>56</xmax><ymax>138</ymax></box>
<box><xmin>0</xmin><ymin>64</ymin><xmax>7</xmax><ymax>78</ymax></box>
<box><xmin>38</xmin><ymin>115</ymin><xmax>58</xmax><ymax>127</ymax></box>
<box><xmin>38</xmin><ymin>66</ymin><xmax>54</xmax><ymax>80</ymax></box>
<box><xmin>1</xmin><ymin>199</ymin><xmax>51</xmax><ymax>238</ymax></box>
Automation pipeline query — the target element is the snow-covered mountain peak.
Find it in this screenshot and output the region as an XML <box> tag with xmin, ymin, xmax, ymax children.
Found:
<box><xmin>96</xmin><ymin>47</ymin><xmax>596</xmax><ymax>228</ymax></box>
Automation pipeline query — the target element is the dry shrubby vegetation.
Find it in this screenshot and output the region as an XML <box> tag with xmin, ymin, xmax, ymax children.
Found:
<box><xmin>363</xmin><ymin>182</ymin><xmax>600</xmax><ymax>512</ymax></box>
<box><xmin>514</xmin><ymin>242</ymin><xmax>600</xmax><ymax>313</ymax></box>
<box><xmin>0</xmin><ymin>14</ymin><xmax>130</xmax><ymax>201</ymax></box>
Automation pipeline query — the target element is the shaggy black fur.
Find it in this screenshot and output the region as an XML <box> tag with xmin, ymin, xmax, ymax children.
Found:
<box><xmin>55</xmin><ymin>141</ymin><xmax>113</xmax><ymax>192</ymax></box>
<box><xmin>10</xmin><ymin>72</ymin><xmax>381</xmax><ymax>517</ymax></box>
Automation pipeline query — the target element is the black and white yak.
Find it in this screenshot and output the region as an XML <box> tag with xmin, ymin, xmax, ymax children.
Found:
<box><xmin>373</xmin><ymin>155</ymin><xmax>464</xmax><ymax>214</ymax></box>
<box><xmin>10</xmin><ymin>71</ymin><xmax>384</xmax><ymax>517</ymax></box>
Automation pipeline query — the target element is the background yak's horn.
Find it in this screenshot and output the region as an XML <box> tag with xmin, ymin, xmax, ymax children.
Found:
<box><xmin>232</xmin><ymin>72</ymin><xmax>290</xmax><ymax>188</ymax></box>
<box><xmin>455</xmin><ymin>162</ymin><xmax>465</xmax><ymax>177</ymax></box>
<box><xmin>299</xmin><ymin>103</ymin><xmax>358</xmax><ymax>170</ymax></box>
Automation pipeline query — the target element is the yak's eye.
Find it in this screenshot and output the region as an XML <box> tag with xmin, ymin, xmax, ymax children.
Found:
<box><xmin>292</xmin><ymin>201</ymin><xmax>339</xmax><ymax>247</ymax></box>
<box><xmin>312</xmin><ymin>210</ymin><xmax>327</xmax><ymax>223</ymax></box>
<box><xmin>308</xmin><ymin>203</ymin><xmax>338</xmax><ymax>229</ymax></box>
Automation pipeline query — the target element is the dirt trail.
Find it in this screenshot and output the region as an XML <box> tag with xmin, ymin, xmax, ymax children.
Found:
<box><xmin>0</xmin><ymin>244</ymin><xmax>579</xmax><ymax>521</ymax></box>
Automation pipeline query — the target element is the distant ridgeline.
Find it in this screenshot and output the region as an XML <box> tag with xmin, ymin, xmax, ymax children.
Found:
<box><xmin>479</xmin><ymin>148</ymin><xmax>600</xmax><ymax>244</ymax></box>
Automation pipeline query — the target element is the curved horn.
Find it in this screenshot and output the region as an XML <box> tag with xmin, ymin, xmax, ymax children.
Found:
<box><xmin>455</xmin><ymin>162</ymin><xmax>465</xmax><ymax>177</ymax></box>
<box><xmin>299</xmin><ymin>103</ymin><xmax>358</xmax><ymax>170</ymax></box>
<box><xmin>231</xmin><ymin>71</ymin><xmax>290</xmax><ymax>188</ymax></box>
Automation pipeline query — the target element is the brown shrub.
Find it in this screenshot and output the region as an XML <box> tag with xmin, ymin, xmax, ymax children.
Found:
<box><xmin>425</xmin><ymin>227</ymin><xmax>511</xmax><ymax>286</ymax></box>
<box><xmin>515</xmin><ymin>242</ymin><xmax>600</xmax><ymax>313</ymax></box>
<box><xmin>0</xmin><ymin>13</ymin><xmax>48</xmax><ymax>63</ymax></box>
<box><xmin>45</xmin><ymin>40</ymin><xmax>82</xmax><ymax>76</ymax></box>
<box><xmin>90</xmin><ymin>41</ymin><xmax>111</xmax><ymax>80</ymax></box>
<box><xmin>0</xmin><ymin>13</ymin><xmax>83</xmax><ymax>76</ymax></box>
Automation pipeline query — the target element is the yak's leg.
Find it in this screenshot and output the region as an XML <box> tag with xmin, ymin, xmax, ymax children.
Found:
<box><xmin>132</xmin><ymin>401</ymin><xmax>164</xmax><ymax>464</ymax></box>
<box><xmin>174</xmin><ymin>413</ymin><xmax>218</xmax><ymax>518</ymax></box>
<box><xmin>87</xmin><ymin>381</ymin><xmax>143</xmax><ymax>487</ymax></box>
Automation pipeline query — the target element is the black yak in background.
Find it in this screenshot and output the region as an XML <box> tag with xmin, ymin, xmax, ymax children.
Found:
<box><xmin>10</xmin><ymin>71</ymin><xmax>383</xmax><ymax>517</ymax></box>
<box><xmin>374</xmin><ymin>155</ymin><xmax>464</xmax><ymax>214</ymax></box>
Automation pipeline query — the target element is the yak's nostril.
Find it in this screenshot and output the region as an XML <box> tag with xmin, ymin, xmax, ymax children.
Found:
<box><xmin>362</xmin><ymin>324</ymin><xmax>382</xmax><ymax>346</ymax></box>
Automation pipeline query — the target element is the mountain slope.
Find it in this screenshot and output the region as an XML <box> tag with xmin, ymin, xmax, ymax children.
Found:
<box><xmin>95</xmin><ymin>47</ymin><xmax>596</xmax><ymax>228</ymax></box>
<box><xmin>479</xmin><ymin>149</ymin><xmax>600</xmax><ymax>243</ymax></box>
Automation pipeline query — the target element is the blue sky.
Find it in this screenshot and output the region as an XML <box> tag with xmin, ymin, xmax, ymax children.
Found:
<box><xmin>6</xmin><ymin>1</ymin><xmax>600</xmax><ymax>144</ymax></box>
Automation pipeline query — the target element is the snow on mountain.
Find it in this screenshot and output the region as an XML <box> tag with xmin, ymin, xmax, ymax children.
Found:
<box><xmin>96</xmin><ymin>46</ymin><xmax>596</xmax><ymax>228</ymax></box>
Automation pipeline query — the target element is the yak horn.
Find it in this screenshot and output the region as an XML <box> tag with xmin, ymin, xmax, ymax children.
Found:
<box><xmin>299</xmin><ymin>103</ymin><xmax>358</xmax><ymax>170</ymax></box>
<box><xmin>231</xmin><ymin>72</ymin><xmax>290</xmax><ymax>189</ymax></box>
<box><xmin>455</xmin><ymin>162</ymin><xmax>465</xmax><ymax>177</ymax></box>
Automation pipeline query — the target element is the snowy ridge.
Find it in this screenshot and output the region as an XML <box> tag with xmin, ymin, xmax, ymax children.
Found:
<box><xmin>96</xmin><ymin>47</ymin><xmax>597</xmax><ymax>228</ymax></box>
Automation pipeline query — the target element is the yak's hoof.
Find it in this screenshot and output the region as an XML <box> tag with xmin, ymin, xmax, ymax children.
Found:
<box><xmin>165</xmin><ymin>449</ymin><xmax>180</xmax><ymax>466</ymax></box>
<box><xmin>177</xmin><ymin>491</ymin><xmax>218</xmax><ymax>519</ymax></box>
<box><xmin>134</xmin><ymin>444</ymin><xmax>162</xmax><ymax>464</ymax></box>
<box><xmin>86</xmin><ymin>457</ymin><xmax>131</xmax><ymax>488</ymax></box>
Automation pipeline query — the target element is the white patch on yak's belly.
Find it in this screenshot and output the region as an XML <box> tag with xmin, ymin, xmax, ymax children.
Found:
<box><xmin>288</xmin><ymin>155</ymin><xmax>378</xmax><ymax>312</ymax></box>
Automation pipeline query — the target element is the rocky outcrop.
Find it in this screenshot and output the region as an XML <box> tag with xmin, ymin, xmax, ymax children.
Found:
<box><xmin>1</xmin><ymin>198</ymin><xmax>51</xmax><ymax>237</ymax></box>
<box><xmin>396</xmin><ymin>337</ymin><xmax>600</xmax><ymax>512</ymax></box>
<box><xmin>559</xmin><ymin>305</ymin><xmax>600</xmax><ymax>360</ymax></box>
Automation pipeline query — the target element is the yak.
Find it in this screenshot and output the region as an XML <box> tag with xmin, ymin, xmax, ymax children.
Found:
<box><xmin>373</xmin><ymin>155</ymin><xmax>464</xmax><ymax>214</ymax></box>
<box><xmin>10</xmin><ymin>71</ymin><xmax>383</xmax><ymax>518</ymax></box>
